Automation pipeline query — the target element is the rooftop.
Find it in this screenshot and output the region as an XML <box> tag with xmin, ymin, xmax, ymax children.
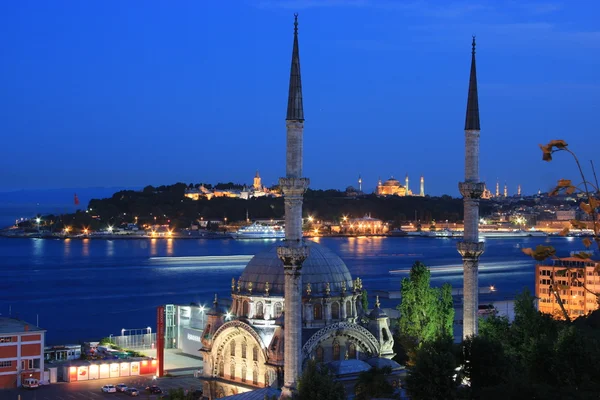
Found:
<box><xmin>0</xmin><ymin>317</ymin><xmax>45</xmax><ymax>335</ymax></box>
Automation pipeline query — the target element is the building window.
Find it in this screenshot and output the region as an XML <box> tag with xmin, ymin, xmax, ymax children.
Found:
<box><xmin>331</xmin><ymin>302</ymin><xmax>340</xmax><ymax>319</ymax></box>
<box><xmin>230</xmin><ymin>362</ymin><xmax>236</xmax><ymax>380</ymax></box>
<box><xmin>219</xmin><ymin>361</ymin><xmax>224</xmax><ymax>377</ymax></box>
<box><xmin>346</xmin><ymin>301</ymin><xmax>352</xmax><ymax>317</ymax></box>
<box><xmin>348</xmin><ymin>343</ymin><xmax>356</xmax><ymax>359</ymax></box>
<box><xmin>275</xmin><ymin>302</ymin><xmax>283</xmax><ymax>318</ymax></box>
<box><xmin>314</xmin><ymin>303</ymin><xmax>323</xmax><ymax>320</ymax></box>
<box><xmin>230</xmin><ymin>340</ymin><xmax>236</xmax><ymax>357</ymax></box>
<box><xmin>333</xmin><ymin>341</ymin><xmax>340</xmax><ymax>361</ymax></box>
<box><xmin>256</xmin><ymin>302</ymin><xmax>264</xmax><ymax>318</ymax></box>
<box><xmin>0</xmin><ymin>361</ymin><xmax>12</xmax><ymax>368</ymax></box>
<box><xmin>382</xmin><ymin>328</ymin><xmax>390</xmax><ymax>342</ymax></box>
<box><xmin>316</xmin><ymin>346</ymin><xmax>324</xmax><ymax>362</ymax></box>
<box><xmin>0</xmin><ymin>336</ymin><xmax>12</xmax><ymax>343</ymax></box>
<box><xmin>253</xmin><ymin>346</ymin><xmax>258</xmax><ymax>361</ymax></box>
<box><xmin>253</xmin><ymin>368</ymin><xmax>258</xmax><ymax>385</ymax></box>
<box><xmin>242</xmin><ymin>301</ymin><xmax>249</xmax><ymax>317</ymax></box>
<box><xmin>242</xmin><ymin>342</ymin><xmax>247</xmax><ymax>359</ymax></box>
<box><xmin>241</xmin><ymin>366</ymin><xmax>247</xmax><ymax>383</ymax></box>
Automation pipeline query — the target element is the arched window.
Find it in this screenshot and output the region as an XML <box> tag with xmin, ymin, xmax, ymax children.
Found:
<box><xmin>218</xmin><ymin>361</ymin><xmax>224</xmax><ymax>377</ymax></box>
<box><xmin>348</xmin><ymin>343</ymin><xmax>357</xmax><ymax>359</ymax></box>
<box><xmin>333</xmin><ymin>341</ymin><xmax>341</xmax><ymax>361</ymax></box>
<box><xmin>253</xmin><ymin>368</ymin><xmax>258</xmax><ymax>385</ymax></box>
<box><xmin>331</xmin><ymin>302</ymin><xmax>340</xmax><ymax>319</ymax></box>
<box><xmin>256</xmin><ymin>302</ymin><xmax>264</xmax><ymax>318</ymax></box>
<box><xmin>382</xmin><ymin>328</ymin><xmax>390</xmax><ymax>342</ymax></box>
<box><xmin>242</xmin><ymin>301</ymin><xmax>249</xmax><ymax>317</ymax></box>
<box><xmin>253</xmin><ymin>346</ymin><xmax>258</xmax><ymax>361</ymax></box>
<box><xmin>242</xmin><ymin>341</ymin><xmax>247</xmax><ymax>359</ymax></box>
<box><xmin>313</xmin><ymin>303</ymin><xmax>323</xmax><ymax>320</ymax></box>
<box><xmin>316</xmin><ymin>346</ymin><xmax>324</xmax><ymax>362</ymax></box>
<box><xmin>241</xmin><ymin>366</ymin><xmax>247</xmax><ymax>382</ymax></box>
<box><xmin>230</xmin><ymin>340</ymin><xmax>236</xmax><ymax>357</ymax></box>
<box><xmin>275</xmin><ymin>302</ymin><xmax>283</xmax><ymax>318</ymax></box>
<box><xmin>346</xmin><ymin>301</ymin><xmax>352</xmax><ymax>318</ymax></box>
<box><xmin>230</xmin><ymin>362</ymin><xmax>236</xmax><ymax>380</ymax></box>
<box><xmin>270</xmin><ymin>336</ymin><xmax>279</xmax><ymax>351</ymax></box>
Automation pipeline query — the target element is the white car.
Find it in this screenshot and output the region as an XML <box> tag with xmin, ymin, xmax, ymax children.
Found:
<box><xmin>101</xmin><ymin>384</ymin><xmax>117</xmax><ymax>393</ymax></box>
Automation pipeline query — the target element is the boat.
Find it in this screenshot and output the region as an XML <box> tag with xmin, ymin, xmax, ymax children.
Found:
<box><xmin>231</xmin><ymin>222</ymin><xmax>285</xmax><ymax>239</ymax></box>
<box><xmin>480</xmin><ymin>229</ymin><xmax>547</xmax><ymax>238</ymax></box>
<box><xmin>388</xmin><ymin>229</ymin><xmax>408</xmax><ymax>237</ymax></box>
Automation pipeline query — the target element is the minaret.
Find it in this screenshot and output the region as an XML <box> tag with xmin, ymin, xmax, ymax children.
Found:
<box><xmin>405</xmin><ymin>174</ymin><xmax>409</xmax><ymax>196</ymax></box>
<box><xmin>358</xmin><ymin>174</ymin><xmax>362</xmax><ymax>192</ymax></box>
<box><xmin>518</xmin><ymin>184</ymin><xmax>521</xmax><ymax>196</ymax></box>
<box><xmin>276</xmin><ymin>14</ymin><xmax>310</xmax><ymax>399</ymax></box>
<box><xmin>504</xmin><ymin>182</ymin><xmax>508</xmax><ymax>197</ymax></box>
<box><xmin>253</xmin><ymin>170</ymin><xmax>262</xmax><ymax>190</ymax></box>
<box><xmin>495</xmin><ymin>180</ymin><xmax>499</xmax><ymax>197</ymax></box>
<box><xmin>457</xmin><ymin>36</ymin><xmax>485</xmax><ymax>339</ymax></box>
<box><xmin>420</xmin><ymin>175</ymin><xmax>425</xmax><ymax>196</ymax></box>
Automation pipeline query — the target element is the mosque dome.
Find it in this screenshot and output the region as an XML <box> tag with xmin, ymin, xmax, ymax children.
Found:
<box><xmin>238</xmin><ymin>241</ymin><xmax>353</xmax><ymax>297</ymax></box>
<box><xmin>383</xmin><ymin>177</ymin><xmax>401</xmax><ymax>187</ymax></box>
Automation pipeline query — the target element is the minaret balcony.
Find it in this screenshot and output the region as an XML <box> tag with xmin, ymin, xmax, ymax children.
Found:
<box><xmin>457</xmin><ymin>241</ymin><xmax>485</xmax><ymax>258</ymax></box>
<box><xmin>279</xmin><ymin>177</ymin><xmax>310</xmax><ymax>197</ymax></box>
<box><xmin>459</xmin><ymin>182</ymin><xmax>485</xmax><ymax>199</ymax></box>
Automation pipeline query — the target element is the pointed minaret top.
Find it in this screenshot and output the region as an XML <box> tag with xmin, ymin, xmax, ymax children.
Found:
<box><xmin>286</xmin><ymin>13</ymin><xmax>304</xmax><ymax>121</ymax></box>
<box><xmin>465</xmin><ymin>36</ymin><xmax>480</xmax><ymax>131</ymax></box>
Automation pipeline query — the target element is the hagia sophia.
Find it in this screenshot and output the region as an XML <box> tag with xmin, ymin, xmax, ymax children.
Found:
<box><xmin>375</xmin><ymin>175</ymin><xmax>425</xmax><ymax>197</ymax></box>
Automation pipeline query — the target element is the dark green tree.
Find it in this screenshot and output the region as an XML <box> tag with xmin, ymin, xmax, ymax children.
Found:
<box><xmin>405</xmin><ymin>337</ymin><xmax>459</xmax><ymax>400</ymax></box>
<box><xmin>354</xmin><ymin>366</ymin><xmax>395</xmax><ymax>400</ymax></box>
<box><xmin>296</xmin><ymin>359</ymin><xmax>345</xmax><ymax>400</ymax></box>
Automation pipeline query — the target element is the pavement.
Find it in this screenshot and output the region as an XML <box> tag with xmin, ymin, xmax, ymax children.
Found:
<box><xmin>1</xmin><ymin>375</ymin><xmax>203</xmax><ymax>400</ymax></box>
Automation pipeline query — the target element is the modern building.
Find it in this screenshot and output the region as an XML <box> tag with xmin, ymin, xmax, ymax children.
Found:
<box><xmin>44</xmin><ymin>344</ymin><xmax>81</xmax><ymax>362</ymax></box>
<box><xmin>0</xmin><ymin>318</ymin><xmax>46</xmax><ymax>388</ymax></box>
<box><xmin>198</xmin><ymin>15</ymin><xmax>402</xmax><ymax>400</ymax></box>
<box><xmin>536</xmin><ymin>257</ymin><xmax>600</xmax><ymax>319</ymax></box>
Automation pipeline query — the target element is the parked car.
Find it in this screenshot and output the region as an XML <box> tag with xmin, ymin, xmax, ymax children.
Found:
<box><xmin>101</xmin><ymin>384</ymin><xmax>117</xmax><ymax>393</ymax></box>
<box><xmin>116</xmin><ymin>383</ymin><xmax>128</xmax><ymax>392</ymax></box>
<box><xmin>22</xmin><ymin>378</ymin><xmax>40</xmax><ymax>389</ymax></box>
<box><xmin>145</xmin><ymin>385</ymin><xmax>162</xmax><ymax>394</ymax></box>
<box><xmin>125</xmin><ymin>388</ymin><xmax>140</xmax><ymax>397</ymax></box>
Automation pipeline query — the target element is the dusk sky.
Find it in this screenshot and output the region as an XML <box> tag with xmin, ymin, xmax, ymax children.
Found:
<box><xmin>1</xmin><ymin>0</ymin><xmax>598</xmax><ymax>196</ymax></box>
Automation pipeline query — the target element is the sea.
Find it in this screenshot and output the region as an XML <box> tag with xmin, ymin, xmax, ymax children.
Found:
<box><xmin>0</xmin><ymin>234</ymin><xmax>585</xmax><ymax>345</ymax></box>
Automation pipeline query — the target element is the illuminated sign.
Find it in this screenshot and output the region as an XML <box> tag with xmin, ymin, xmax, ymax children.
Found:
<box><xmin>187</xmin><ymin>333</ymin><xmax>201</xmax><ymax>343</ymax></box>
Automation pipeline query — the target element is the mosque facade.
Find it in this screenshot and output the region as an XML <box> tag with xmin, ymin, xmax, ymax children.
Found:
<box><xmin>198</xmin><ymin>15</ymin><xmax>400</xmax><ymax>399</ymax></box>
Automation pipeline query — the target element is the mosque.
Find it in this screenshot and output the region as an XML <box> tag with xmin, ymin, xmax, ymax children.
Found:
<box><xmin>198</xmin><ymin>15</ymin><xmax>402</xmax><ymax>399</ymax></box>
<box><xmin>375</xmin><ymin>175</ymin><xmax>425</xmax><ymax>197</ymax></box>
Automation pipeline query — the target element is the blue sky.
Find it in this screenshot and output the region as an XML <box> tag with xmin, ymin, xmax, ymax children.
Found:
<box><xmin>0</xmin><ymin>0</ymin><xmax>598</xmax><ymax>196</ymax></box>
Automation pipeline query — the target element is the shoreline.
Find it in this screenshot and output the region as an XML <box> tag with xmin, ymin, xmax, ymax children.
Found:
<box><xmin>0</xmin><ymin>232</ymin><xmax>397</xmax><ymax>240</ymax></box>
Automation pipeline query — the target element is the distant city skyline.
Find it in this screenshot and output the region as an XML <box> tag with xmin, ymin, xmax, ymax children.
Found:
<box><xmin>1</xmin><ymin>1</ymin><xmax>598</xmax><ymax>195</ymax></box>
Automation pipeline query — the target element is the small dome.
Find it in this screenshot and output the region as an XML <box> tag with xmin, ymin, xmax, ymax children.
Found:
<box><xmin>238</xmin><ymin>241</ymin><xmax>353</xmax><ymax>296</ymax></box>
<box><xmin>327</xmin><ymin>359</ymin><xmax>372</xmax><ymax>375</ymax></box>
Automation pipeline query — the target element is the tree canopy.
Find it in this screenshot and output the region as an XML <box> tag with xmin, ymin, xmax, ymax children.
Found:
<box><xmin>296</xmin><ymin>359</ymin><xmax>345</xmax><ymax>400</ymax></box>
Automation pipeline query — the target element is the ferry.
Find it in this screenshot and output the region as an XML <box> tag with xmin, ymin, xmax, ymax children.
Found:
<box><xmin>231</xmin><ymin>222</ymin><xmax>285</xmax><ymax>239</ymax></box>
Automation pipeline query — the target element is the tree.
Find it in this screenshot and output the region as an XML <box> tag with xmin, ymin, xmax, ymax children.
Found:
<box><xmin>296</xmin><ymin>359</ymin><xmax>345</xmax><ymax>400</ymax></box>
<box><xmin>361</xmin><ymin>289</ymin><xmax>369</xmax><ymax>312</ymax></box>
<box><xmin>405</xmin><ymin>337</ymin><xmax>459</xmax><ymax>400</ymax></box>
<box><xmin>354</xmin><ymin>366</ymin><xmax>395</xmax><ymax>400</ymax></box>
<box><xmin>398</xmin><ymin>261</ymin><xmax>454</xmax><ymax>344</ymax></box>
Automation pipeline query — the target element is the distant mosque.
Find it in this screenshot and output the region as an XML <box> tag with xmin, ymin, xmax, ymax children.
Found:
<box><xmin>374</xmin><ymin>174</ymin><xmax>425</xmax><ymax>197</ymax></box>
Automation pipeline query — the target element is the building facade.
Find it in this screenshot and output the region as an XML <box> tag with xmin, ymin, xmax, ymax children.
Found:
<box><xmin>375</xmin><ymin>177</ymin><xmax>412</xmax><ymax>196</ymax></box>
<box><xmin>536</xmin><ymin>257</ymin><xmax>600</xmax><ymax>319</ymax></box>
<box><xmin>0</xmin><ymin>318</ymin><xmax>46</xmax><ymax>388</ymax></box>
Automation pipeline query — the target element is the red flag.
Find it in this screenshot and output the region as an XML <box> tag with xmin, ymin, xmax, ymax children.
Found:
<box><xmin>74</xmin><ymin>193</ymin><xmax>80</xmax><ymax>205</ymax></box>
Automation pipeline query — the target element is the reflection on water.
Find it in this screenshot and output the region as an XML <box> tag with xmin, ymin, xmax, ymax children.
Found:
<box><xmin>150</xmin><ymin>238</ymin><xmax>157</xmax><ymax>256</ymax></box>
<box><xmin>106</xmin><ymin>240</ymin><xmax>114</xmax><ymax>257</ymax></box>
<box><xmin>166</xmin><ymin>239</ymin><xmax>174</xmax><ymax>257</ymax></box>
<box><xmin>82</xmin><ymin>238</ymin><xmax>90</xmax><ymax>257</ymax></box>
<box><xmin>63</xmin><ymin>238</ymin><xmax>71</xmax><ymax>257</ymax></box>
<box><xmin>32</xmin><ymin>238</ymin><xmax>44</xmax><ymax>258</ymax></box>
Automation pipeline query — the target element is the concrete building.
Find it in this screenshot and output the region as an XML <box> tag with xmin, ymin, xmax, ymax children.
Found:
<box><xmin>199</xmin><ymin>15</ymin><xmax>401</xmax><ymax>400</ymax></box>
<box><xmin>457</xmin><ymin>37</ymin><xmax>485</xmax><ymax>339</ymax></box>
<box><xmin>0</xmin><ymin>318</ymin><xmax>46</xmax><ymax>388</ymax></box>
<box><xmin>536</xmin><ymin>257</ymin><xmax>600</xmax><ymax>319</ymax></box>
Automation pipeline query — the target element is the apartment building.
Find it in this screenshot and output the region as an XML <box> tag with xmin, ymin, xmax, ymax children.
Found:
<box><xmin>0</xmin><ymin>318</ymin><xmax>46</xmax><ymax>388</ymax></box>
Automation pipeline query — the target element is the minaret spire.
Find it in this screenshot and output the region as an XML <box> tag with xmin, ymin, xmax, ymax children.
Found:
<box><xmin>286</xmin><ymin>13</ymin><xmax>304</xmax><ymax>122</ymax></box>
<box><xmin>465</xmin><ymin>36</ymin><xmax>480</xmax><ymax>131</ymax></box>
<box><xmin>457</xmin><ymin>37</ymin><xmax>485</xmax><ymax>339</ymax></box>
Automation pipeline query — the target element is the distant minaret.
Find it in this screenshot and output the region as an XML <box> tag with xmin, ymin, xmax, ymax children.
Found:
<box><xmin>457</xmin><ymin>36</ymin><xmax>485</xmax><ymax>339</ymax></box>
<box><xmin>495</xmin><ymin>180</ymin><xmax>499</xmax><ymax>197</ymax></box>
<box><xmin>538</xmin><ymin>188</ymin><xmax>541</xmax><ymax>195</ymax></box>
<box><xmin>358</xmin><ymin>174</ymin><xmax>362</xmax><ymax>192</ymax></box>
<box><xmin>504</xmin><ymin>182</ymin><xmax>508</xmax><ymax>197</ymax></box>
<box><xmin>253</xmin><ymin>170</ymin><xmax>262</xmax><ymax>190</ymax></box>
<box><xmin>420</xmin><ymin>175</ymin><xmax>425</xmax><ymax>196</ymax></box>
<box><xmin>405</xmin><ymin>174</ymin><xmax>409</xmax><ymax>196</ymax></box>
<box><xmin>277</xmin><ymin>14</ymin><xmax>310</xmax><ymax>399</ymax></box>
<box><xmin>517</xmin><ymin>184</ymin><xmax>521</xmax><ymax>196</ymax></box>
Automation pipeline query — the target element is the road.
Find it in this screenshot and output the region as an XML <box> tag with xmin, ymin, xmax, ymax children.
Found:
<box><xmin>1</xmin><ymin>375</ymin><xmax>203</xmax><ymax>400</ymax></box>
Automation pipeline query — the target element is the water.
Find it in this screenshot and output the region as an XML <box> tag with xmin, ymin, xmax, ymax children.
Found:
<box><xmin>0</xmin><ymin>236</ymin><xmax>583</xmax><ymax>344</ymax></box>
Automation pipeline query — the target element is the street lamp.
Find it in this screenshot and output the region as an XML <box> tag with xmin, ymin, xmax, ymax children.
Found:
<box><xmin>147</xmin><ymin>326</ymin><xmax>152</xmax><ymax>335</ymax></box>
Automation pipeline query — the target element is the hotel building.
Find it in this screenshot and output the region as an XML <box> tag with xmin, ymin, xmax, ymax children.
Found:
<box><xmin>536</xmin><ymin>257</ymin><xmax>600</xmax><ymax>319</ymax></box>
<box><xmin>0</xmin><ymin>318</ymin><xmax>46</xmax><ymax>388</ymax></box>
